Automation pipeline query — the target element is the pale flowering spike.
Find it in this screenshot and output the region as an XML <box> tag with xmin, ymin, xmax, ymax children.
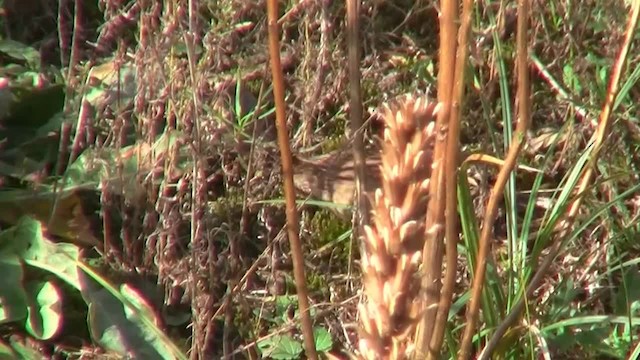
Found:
<box><xmin>425</xmin><ymin>120</ymin><xmax>436</xmax><ymax>135</ymax></box>
<box><xmin>359</xmin><ymin>304</ymin><xmax>375</xmax><ymax>333</ymax></box>
<box><xmin>410</xmin><ymin>251</ymin><xmax>422</xmax><ymax>265</ymax></box>
<box><xmin>413</xmin><ymin>150</ymin><xmax>426</xmax><ymax>169</ymax></box>
<box><xmin>363</xmin><ymin>225</ymin><xmax>381</xmax><ymax>252</ymax></box>
<box><xmin>394</xmin><ymin>254</ymin><xmax>415</xmax><ymax>285</ymax></box>
<box><xmin>420</xmin><ymin>178</ymin><xmax>431</xmax><ymax>192</ymax></box>
<box><xmin>374</xmin><ymin>188</ymin><xmax>384</xmax><ymax>204</ymax></box>
<box><xmin>377</xmin><ymin>229</ymin><xmax>391</xmax><ymax>255</ymax></box>
<box><xmin>383</xmin><ymin>128</ymin><xmax>391</xmax><ymax>142</ymax></box>
<box><xmin>366</xmin><ymin>252</ymin><xmax>381</xmax><ymax>272</ymax></box>
<box><xmin>431</xmin><ymin>158</ymin><xmax>441</xmax><ymax>171</ymax></box>
<box><xmin>399</xmin><ymin>221</ymin><xmax>420</xmax><ymax>241</ymax></box>
<box><xmin>374</xmin><ymin>304</ymin><xmax>391</xmax><ymax>335</ymax></box>
<box><xmin>358</xmin><ymin>94</ymin><xmax>437</xmax><ymax>360</ymax></box>
<box><xmin>432</xmin><ymin>102</ymin><xmax>443</xmax><ymax>116</ymax></box>
<box><xmin>390</xmin><ymin>206</ymin><xmax>406</xmax><ymax>229</ymax></box>
<box><xmin>401</xmin><ymin>186</ymin><xmax>423</xmax><ymax>215</ymax></box>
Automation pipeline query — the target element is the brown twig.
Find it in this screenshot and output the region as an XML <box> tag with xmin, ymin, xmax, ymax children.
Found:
<box><xmin>346</xmin><ymin>0</ymin><xmax>368</xmax><ymax>227</ymax></box>
<box><xmin>415</xmin><ymin>0</ymin><xmax>458</xmax><ymax>355</ymax></box>
<box><xmin>427</xmin><ymin>0</ymin><xmax>474</xmax><ymax>357</ymax></box>
<box><xmin>458</xmin><ymin>0</ymin><xmax>531</xmax><ymax>357</ymax></box>
<box><xmin>265</xmin><ymin>0</ymin><xmax>318</xmax><ymax>358</ymax></box>
<box><xmin>479</xmin><ymin>2</ymin><xmax>640</xmax><ymax>358</ymax></box>
<box><xmin>57</xmin><ymin>0</ymin><xmax>71</xmax><ymax>69</ymax></box>
<box><xmin>57</xmin><ymin>0</ymin><xmax>86</xmax><ymax>178</ymax></box>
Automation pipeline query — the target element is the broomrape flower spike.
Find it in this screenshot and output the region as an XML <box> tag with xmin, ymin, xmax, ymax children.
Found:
<box><xmin>358</xmin><ymin>95</ymin><xmax>440</xmax><ymax>359</ymax></box>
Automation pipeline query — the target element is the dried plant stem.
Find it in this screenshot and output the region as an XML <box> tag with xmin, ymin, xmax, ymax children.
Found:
<box><xmin>415</xmin><ymin>0</ymin><xmax>458</xmax><ymax>355</ymax></box>
<box><xmin>57</xmin><ymin>0</ymin><xmax>85</xmax><ymax>178</ymax></box>
<box><xmin>359</xmin><ymin>97</ymin><xmax>440</xmax><ymax>359</ymax></box>
<box><xmin>479</xmin><ymin>2</ymin><xmax>640</xmax><ymax>358</ymax></box>
<box><xmin>346</xmin><ymin>0</ymin><xmax>368</xmax><ymax>226</ymax></box>
<box><xmin>265</xmin><ymin>1</ymin><xmax>317</xmax><ymax>359</ymax></box>
<box><xmin>427</xmin><ymin>0</ymin><xmax>474</xmax><ymax>357</ymax></box>
<box><xmin>184</xmin><ymin>13</ymin><xmax>212</xmax><ymax>358</ymax></box>
<box><xmin>458</xmin><ymin>0</ymin><xmax>531</xmax><ymax>357</ymax></box>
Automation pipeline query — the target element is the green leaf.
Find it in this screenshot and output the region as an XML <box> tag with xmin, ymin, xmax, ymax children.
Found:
<box><xmin>257</xmin><ymin>335</ymin><xmax>303</xmax><ymax>359</ymax></box>
<box><xmin>25</xmin><ymin>242</ymin><xmax>80</xmax><ymax>289</ymax></box>
<box><xmin>63</xmin><ymin>130</ymin><xmax>185</xmax><ymax>192</ymax></box>
<box><xmin>255</xmin><ymin>295</ymin><xmax>296</xmax><ymax>325</ymax></box>
<box><xmin>0</xmin><ymin>216</ymin><xmax>40</xmax><ymax>255</ymax></box>
<box><xmin>0</xmin><ymin>339</ymin><xmax>18</xmax><ymax>360</ymax></box>
<box><xmin>0</xmin><ymin>217</ymin><xmax>82</xmax><ymax>290</ymax></box>
<box><xmin>120</xmin><ymin>284</ymin><xmax>160</xmax><ymax>323</ymax></box>
<box><xmin>24</xmin><ymin>280</ymin><xmax>63</xmax><ymax>340</ymax></box>
<box><xmin>7</xmin><ymin>338</ymin><xmax>41</xmax><ymax>360</ymax></box>
<box><xmin>563</xmin><ymin>63</ymin><xmax>582</xmax><ymax>94</ymax></box>
<box><xmin>313</xmin><ymin>327</ymin><xmax>332</xmax><ymax>353</ymax></box>
<box><xmin>0</xmin><ymin>40</ymin><xmax>41</xmax><ymax>67</ymax></box>
<box><xmin>78</xmin><ymin>270</ymin><xmax>177</xmax><ymax>360</ymax></box>
<box><xmin>614</xmin><ymin>266</ymin><xmax>640</xmax><ymax>315</ymax></box>
<box><xmin>0</xmin><ymin>256</ymin><xmax>28</xmax><ymax>324</ymax></box>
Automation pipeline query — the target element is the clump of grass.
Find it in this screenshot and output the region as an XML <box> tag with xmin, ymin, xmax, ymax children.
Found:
<box><xmin>358</xmin><ymin>96</ymin><xmax>440</xmax><ymax>358</ymax></box>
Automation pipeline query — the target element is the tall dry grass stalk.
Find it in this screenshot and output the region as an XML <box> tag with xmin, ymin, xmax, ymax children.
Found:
<box><xmin>358</xmin><ymin>96</ymin><xmax>440</xmax><ymax>359</ymax></box>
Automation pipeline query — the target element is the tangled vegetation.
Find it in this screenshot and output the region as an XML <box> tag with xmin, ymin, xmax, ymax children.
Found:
<box><xmin>1</xmin><ymin>0</ymin><xmax>640</xmax><ymax>359</ymax></box>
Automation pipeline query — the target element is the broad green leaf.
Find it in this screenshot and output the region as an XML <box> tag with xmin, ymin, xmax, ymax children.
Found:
<box><xmin>0</xmin><ymin>189</ymin><xmax>98</xmax><ymax>246</ymax></box>
<box><xmin>1</xmin><ymin>84</ymin><xmax>64</xmax><ymax>131</ymax></box>
<box><xmin>257</xmin><ymin>335</ymin><xmax>303</xmax><ymax>359</ymax></box>
<box><xmin>0</xmin><ymin>339</ymin><xmax>18</xmax><ymax>359</ymax></box>
<box><xmin>7</xmin><ymin>338</ymin><xmax>41</xmax><ymax>360</ymax></box>
<box><xmin>24</xmin><ymin>280</ymin><xmax>63</xmax><ymax>340</ymax></box>
<box><xmin>0</xmin><ymin>217</ymin><xmax>82</xmax><ymax>289</ymax></box>
<box><xmin>0</xmin><ymin>256</ymin><xmax>27</xmax><ymax>324</ymax></box>
<box><xmin>0</xmin><ymin>216</ymin><xmax>41</xmax><ymax>255</ymax></box>
<box><xmin>614</xmin><ymin>266</ymin><xmax>640</xmax><ymax>315</ymax></box>
<box><xmin>276</xmin><ymin>295</ymin><xmax>297</xmax><ymax>314</ymax></box>
<box><xmin>79</xmin><ymin>270</ymin><xmax>176</xmax><ymax>360</ymax></box>
<box><xmin>313</xmin><ymin>327</ymin><xmax>332</xmax><ymax>353</ymax></box>
<box><xmin>120</xmin><ymin>284</ymin><xmax>162</xmax><ymax>328</ymax></box>
<box><xmin>0</xmin><ymin>40</ymin><xmax>41</xmax><ymax>67</ymax></box>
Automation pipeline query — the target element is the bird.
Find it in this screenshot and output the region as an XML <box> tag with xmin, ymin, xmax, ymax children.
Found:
<box><xmin>292</xmin><ymin>146</ymin><xmax>383</xmax><ymax>208</ymax></box>
<box><xmin>291</xmin><ymin>143</ymin><xmax>523</xmax><ymax>210</ymax></box>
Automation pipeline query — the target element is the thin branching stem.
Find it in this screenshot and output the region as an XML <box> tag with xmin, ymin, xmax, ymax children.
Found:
<box><xmin>415</xmin><ymin>0</ymin><xmax>458</xmax><ymax>355</ymax></box>
<box><xmin>428</xmin><ymin>0</ymin><xmax>474</xmax><ymax>357</ymax></box>
<box><xmin>346</xmin><ymin>0</ymin><xmax>368</xmax><ymax>226</ymax></box>
<box><xmin>265</xmin><ymin>1</ymin><xmax>317</xmax><ymax>358</ymax></box>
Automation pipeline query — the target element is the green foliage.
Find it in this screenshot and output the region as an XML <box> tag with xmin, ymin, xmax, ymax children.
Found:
<box><xmin>308</xmin><ymin>210</ymin><xmax>351</xmax><ymax>248</ymax></box>
<box><xmin>258</xmin><ymin>334</ymin><xmax>304</xmax><ymax>359</ymax></box>
<box><xmin>0</xmin><ymin>40</ymin><xmax>41</xmax><ymax>68</ymax></box>
<box><xmin>254</xmin><ymin>295</ymin><xmax>334</xmax><ymax>359</ymax></box>
<box><xmin>0</xmin><ymin>256</ymin><xmax>28</xmax><ymax>324</ymax></box>
<box><xmin>0</xmin><ymin>217</ymin><xmax>186</xmax><ymax>359</ymax></box>
<box><xmin>257</xmin><ymin>327</ymin><xmax>332</xmax><ymax>360</ymax></box>
<box><xmin>24</xmin><ymin>280</ymin><xmax>63</xmax><ymax>340</ymax></box>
